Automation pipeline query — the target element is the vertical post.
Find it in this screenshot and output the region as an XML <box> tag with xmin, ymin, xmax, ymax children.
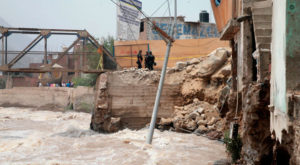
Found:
<box><xmin>130</xmin><ymin>45</ymin><xmax>133</xmax><ymax>67</ymax></box>
<box><xmin>1</xmin><ymin>33</ymin><xmax>4</xmax><ymax>66</ymax></box>
<box><xmin>44</xmin><ymin>36</ymin><xmax>47</xmax><ymax>64</ymax></box>
<box><xmin>4</xmin><ymin>35</ymin><xmax>7</xmax><ymax>64</ymax></box>
<box><xmin>147</xmin><ymin>44</ymin><xmax>150</xmax><ymax>52</ymax></box>
<box><xmin>83</xmin><ymin>37</ymin><xmax>87</xmax><ymax>70</ymax></box>
<box><xmin>113</xmin><ymin>46</ymin><xmax>115</xmax><ymax>57</ymax></box>
<box><xmin>147</xmin><ymin>0</ymin><xmax>177</xmax><ymax>144</ymax></box>
<box><xmin>79</xmin><ymin>39</ymin><xmax>83</xmax><ymax>76</ymax></box>
<box><xmin>231</xmin><ymin>40</ymin><xmax>237</xmax><ymax>91</ymax></box>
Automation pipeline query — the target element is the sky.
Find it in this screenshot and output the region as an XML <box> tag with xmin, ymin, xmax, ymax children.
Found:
<box><xmin>0</xmin><ymin>0</ymin><xmax>214</xmax><ymax>39</ymax></box>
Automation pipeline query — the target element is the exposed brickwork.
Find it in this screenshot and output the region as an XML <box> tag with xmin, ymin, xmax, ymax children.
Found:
<box><xmin>90</xmin><ymin>73</ymin><xmax>120</xmax><ymax>133</ymax></box>
<box><xmin>241</xmin><ymin>83</ymin><xmax>274</xmax><ymax>165</ymax></box>
<box><xmin>292</xmin><ymin>120</ymin><xmax>300</xmax><ymax>164</ymax></box>
<box><xmin>12</xmin><ymin>77</ymin><xmax>39</xmax><ymax>87</ymax></box>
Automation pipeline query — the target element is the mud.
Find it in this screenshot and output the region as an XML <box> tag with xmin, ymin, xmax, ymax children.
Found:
<box><xmin>0</xmin><ymin>107</ymin><xmax>227</xmax><ymax>165</ymax></box>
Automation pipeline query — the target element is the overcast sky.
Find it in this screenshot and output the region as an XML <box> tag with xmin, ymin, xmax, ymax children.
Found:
<box><xmin>0</xmin><ymin>0</ymin><xmax>214</xmax><ymax>39</ymax></box>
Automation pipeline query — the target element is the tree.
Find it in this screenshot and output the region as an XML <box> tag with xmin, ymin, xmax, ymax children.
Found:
<box><xmin>100</xmin><ymin>35</ymin><xmax>114</xmax><ymax>55</ymax></box>
<box><xmin>72</xmin><ymin>35</ymin><xmax>115</xmax><ymax>87</ymax></box>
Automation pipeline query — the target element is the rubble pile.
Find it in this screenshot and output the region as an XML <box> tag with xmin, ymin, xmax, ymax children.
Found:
<box><xmin>158</xmin><ymin>48</ymin><xmax>231</xmax><ymax>139</ymax></box>
<box><xmin>114</xmin><ymin>67</ymin><xmax>161</xmax><ymax>85</ymax></box>
<box><xmin>91</xmin><ymin>47</ymin><xmax>232</xmax><ymax>138</ymax></box>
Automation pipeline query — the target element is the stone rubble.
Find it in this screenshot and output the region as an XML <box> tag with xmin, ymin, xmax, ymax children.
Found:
<box><xmin>91</xmin><ymin>48</ymin><xmax>232</xmax><ymax>139</ymax></box>
<box><xmin>157</xmin><ymin>48</ymin><xmax>231</xmax><ymax>139</ymax></box>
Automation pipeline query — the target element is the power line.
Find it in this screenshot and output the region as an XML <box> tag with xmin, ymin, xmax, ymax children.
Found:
<box><xmin>128</xmin><ymin>0</ymin><xmax>156</xmax><ymax>28</ymax></box>
<box><xmin>150</xmin><ymin>0</ymin><xmax>169</xmax><ymax>17</ymax></box>
<box><xmin>167</xmin><ymin>0</ymin><xmax>172</xmax><ymax>16</ymax></box>
<box><xmin>109</xmin><ymin>0</ymin><xmax>142</xmax><ymax>50</ymax></box>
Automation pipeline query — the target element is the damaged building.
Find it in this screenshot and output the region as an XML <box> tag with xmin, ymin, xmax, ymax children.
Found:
<box><xmin>211</xmin><ymin>0</ymin><xmax>300</xmax><ymax>164</ymax></box>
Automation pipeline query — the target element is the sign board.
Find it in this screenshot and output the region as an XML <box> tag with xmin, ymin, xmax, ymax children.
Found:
<box><xmin>117</xmin><ymin>0</ymin><xmax>142</xmax><ymax>41</ymax></box>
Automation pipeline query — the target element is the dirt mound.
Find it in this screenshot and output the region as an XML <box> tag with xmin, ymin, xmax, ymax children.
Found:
<box><xmin>112</xmin><ymin>68</ymin><xmax>161</xmax><ymax>85</ymax></box>
<box><xmin>157</xmin><ymin>48</ymin><xmax>231</xmax><ymax>139</ymax></box>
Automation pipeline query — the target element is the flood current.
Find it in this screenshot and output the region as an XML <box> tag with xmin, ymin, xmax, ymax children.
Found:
<box><xmin>0</xmin><ymin>107</ymin><xmax>227</xmax><ymax>165</ymax></box>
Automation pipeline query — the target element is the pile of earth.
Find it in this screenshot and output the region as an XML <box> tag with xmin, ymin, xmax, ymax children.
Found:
<box><xmin>93</xmin><ymin>47</ymin><xmax>232</xmax><ymax>140</ymax></box>
<box><xmin>157</xmin><ymin>48</ymin><xmax>232</xmax><ymax>139</ymax></box>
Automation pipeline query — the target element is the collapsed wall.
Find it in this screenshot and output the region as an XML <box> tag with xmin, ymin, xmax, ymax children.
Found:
<box><xmin>90</xmin><ymin>69</ymin><xmax>183</xmax><ymax>132</ymax></box>
<box><xmin>91</xmin><ymin>48</ymin><xmax>232</xmax><ymax>138</ymax></box>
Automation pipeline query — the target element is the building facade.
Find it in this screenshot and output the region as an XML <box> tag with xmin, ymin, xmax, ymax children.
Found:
<box><xmin>139</xmin><ymin>16</ymin><xmax>219</xmax><ymax>40</ymax></box>
<box><xmin>211</xmin><ymin>0</ymin><xmax>300</xmax><ymax>164</ymax></box>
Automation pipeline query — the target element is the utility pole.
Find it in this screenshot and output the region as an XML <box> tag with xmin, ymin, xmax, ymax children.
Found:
<box><xmin>147</xmin><ymin>0</ymin><xmax>177</xmax><ymax>144</ymax></box>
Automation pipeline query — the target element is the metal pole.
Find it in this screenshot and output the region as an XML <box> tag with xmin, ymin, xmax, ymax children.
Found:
<box><xmin>44</xmin><ymin>37</ymin><xmax>47</xmax><ymax>64</ymax></box>
<box><xmin>84</xmin><ymin>37</ymin><xmax>87</xmax><ymax>69</ymax></box>
<box><xmin>5</xmin><ymin>35</ymin><xmax>7</xmax><ymax>64</ymax></box>
<box><xmin>1</xmin><ymin>33</ymin><xmax>4</xmax><ymax>66</ymax></box>
<box><xmin>147</xmin><ymin>0</ymin><xmax>177</xmax><ymax>144</ymax></box>
<box><xmin>131</xmin><ymin>46</ymin><xmax>133</xmax><ymax>67</ymax></box>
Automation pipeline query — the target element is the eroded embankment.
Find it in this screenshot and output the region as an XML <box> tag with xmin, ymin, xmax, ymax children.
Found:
<box><xmin>91</xmin><ymin>48</ymin><xmax>232</xmax><ymax>139</ymax></box>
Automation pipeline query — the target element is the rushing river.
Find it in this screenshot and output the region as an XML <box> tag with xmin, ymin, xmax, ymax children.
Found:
<box><xmin>0</xmin><ymin>107</ymin><xmax>227</xmax><ymax>165</ymax></box>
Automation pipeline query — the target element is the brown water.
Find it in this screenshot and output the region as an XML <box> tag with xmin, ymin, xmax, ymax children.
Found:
<box><xmin>0</xmin><ymin>107</ymin><xmax>227</xmax><ymax>165</ymax></box>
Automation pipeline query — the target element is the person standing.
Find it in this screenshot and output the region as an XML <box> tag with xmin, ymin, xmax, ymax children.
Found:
<box><xmin>148</xmin><ymin>51</ymin><xmax>156</xmax><ymax>70</ymax></box>
<box><xmin>144</xmin><ymin>51</ymin><xmax>150</xmax><ymax>69</ymax></box>
<box><xmin>136</xmin><ymin>50</ymin><xmax>143</xmax><ymax>69</ymax></box>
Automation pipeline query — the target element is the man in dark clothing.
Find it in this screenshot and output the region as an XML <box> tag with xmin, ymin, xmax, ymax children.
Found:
<box><xmin>136</xmin><ymin>50</ymin><xmax>143</xmax><ymax>69</ymax></box>
<box><xmin>144</xmin><ymin>51</ymin><xmax>150</xmax><ymax>69</ymax></box>
<box><xmin>148</xmin><ymin>51</ymin><xmax>156</xmax><ymax>70</ymax></box>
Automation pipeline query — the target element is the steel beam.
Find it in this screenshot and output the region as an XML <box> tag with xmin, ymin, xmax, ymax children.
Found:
<box><xmin>44</xmin><ymin>37</ymin><xmax>47</xmax><ymax>64</ymax></box>
<box><xmin>5</xmin><ymin>35</ymin><xmax>7</xmax><ymax>64</ymax></box>
<box><xmin>50</xmin><ymin>37</ymin><xmax>81</xmax><ymax>66</ymax></box>
<box><xmin>83</xmin><ymin>37</ymin><xmax>87</xmax><ymax>70</ymax></box>
<box><xmin>1</xmin><ymin>34</ymin><xmax>4</xmax><ymax>66</ymax></box>
<box><xmin>8</xmin><ymin>31</ymin><xmax>79</xmax><ymax>36</ymax></box>
<box><xmin>8</xmin><ymin>34</ymin><xmax>43</xmax><ymax>68</ymax></box>
<box><xmin>0</xmin><ymin>68</ymin><xmax>106</xmax><ymax>73</ymax></box>
<box><xmin>0</xmin><ymin>26</ymin><xmax>118</xmax><ymax>73</ymax></box>
<box><xmin>88</xmin><ymin>34</ymin><xmax>117</xmax><ymax>62</ymax></box>
<box><xmin>6</xmin><ymin>27</ymin><xmax>84</xmax><ymax>33</ymax></box>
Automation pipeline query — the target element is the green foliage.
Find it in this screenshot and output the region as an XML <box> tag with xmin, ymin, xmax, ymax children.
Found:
<box><xmin>65</xmin><ymin>103</ymin><xmax>74</xmax><ymax>111</ymax></box>
<box><xmin>0</xmin><ymin>78</ymin><xmax>5</xmax><ymax>89</ymax></box>
<box><xmin>72</xmin><ymin>35</ymin><xmax>114</xmax><ymax>88</ymax></box>
<box><xmin>224</xmin><ymin>130</ymin><xmax>243</xmax><ymax>163</ymax></box>
<box><xmin>72</xmin><ymin>74</ymin><xmax>98</xmax><ymax>87</ymax></box>
<box><xmin>99</xmin><ymin>35</ymin><xmax>114</xmax><ymax>55</ymax></box>
<box><xmin>86</xmin><ymin>43</ymin><xmax>99</xmax><ymax>70</ymax></box>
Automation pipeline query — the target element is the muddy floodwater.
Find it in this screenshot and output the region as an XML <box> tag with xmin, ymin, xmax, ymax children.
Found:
<box><xmin>0</xmin><ymin>107</ymin><xmax>227</xmax><ymax>165</ymax></box>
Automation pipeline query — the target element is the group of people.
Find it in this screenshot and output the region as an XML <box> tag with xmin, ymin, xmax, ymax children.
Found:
<box><xmin>38</xmin><ymin>81</ymin><xmax>74</xmax><ymax>87</ymax></box>
<box><xmin>136</xmin><ymin>50</ymin><xmax>156</xmax><ymax>70</ymax></box>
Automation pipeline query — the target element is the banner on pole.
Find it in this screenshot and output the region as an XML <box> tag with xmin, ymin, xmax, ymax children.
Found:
<box><xmin>117</xmin><ymin>0</ymin><xmax>142</xmax><ymax>41</ymax></box>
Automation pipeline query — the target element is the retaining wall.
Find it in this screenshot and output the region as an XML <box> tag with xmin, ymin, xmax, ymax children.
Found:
<box><xmin>91</xmin><ymin>71</ymin><xmax>183</xmax><ymax>131</ymax></box>
<box><xmin>0</xmin><ymin>86</ymin><xmax>95</xmax><ymax>112</ymax></box>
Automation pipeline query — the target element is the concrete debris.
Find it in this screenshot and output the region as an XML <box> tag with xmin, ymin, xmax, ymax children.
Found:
<box><xmin>190</xmin><ymin>58</ymin><xmax>201</xmax><ymax>65</ymax></box>
<box><xmin>113</xmin><ymin>67</ymin><xmax>161</xmax><ymax>85</ymax></box>
<box><xmin>159</xmin><ymin>48</ymin><xmax>231</xmax><ymax>139</ymax></box>
<box><xmin>91</xmin><ymin>48</ymin><xmax>231</xmax><ymax>139</ymax></box>
<box><xmin>175</xmin><ymin>61</ymin><xmax>188</xmax><ymax>71</ymax></box>
<box><xmin>167</xmin><ymin>100</ymin><xmax>224</xmax><ymax>138</ymax></box>
<box><xmin>196</xmin><ymin>48</ymin><xmax>229</xmax><ymax>78</ymax></box>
